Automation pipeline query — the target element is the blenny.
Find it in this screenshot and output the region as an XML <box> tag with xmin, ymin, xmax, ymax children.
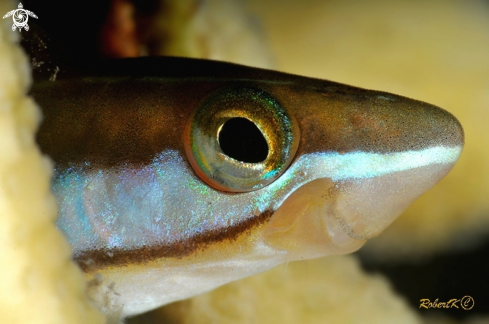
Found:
<box><xmin>32</xmin><ymin>57</ymin><xmax>463</xmax><ymax>316</ymax></box>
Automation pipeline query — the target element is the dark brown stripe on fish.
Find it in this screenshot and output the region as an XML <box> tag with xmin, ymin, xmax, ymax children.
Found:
<box><xmin>76</xmin><ymin>210</ymin><xmax>274</xmax><ymax>272</ymax></box>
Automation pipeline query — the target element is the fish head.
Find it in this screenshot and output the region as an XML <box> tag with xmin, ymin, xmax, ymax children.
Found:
<box><xmin>184</xmin><ymin>78</ymin><xmax>464</xmax><ymax>260</ymax></box>
<box><xmin>33</xmin><ymin>58</ymin><xmax>464</xmax><ymax>315</ymax></box>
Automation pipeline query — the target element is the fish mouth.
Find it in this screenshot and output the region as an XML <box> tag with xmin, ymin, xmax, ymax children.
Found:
<box><xmin>262</xmin><ymin>145</ymin><xmax>462</xmax><ymax>261</ymax></box>
<box><xmin>262</xmin><ymin>178</ymin><xmax>366</xmax><ymax>259</ymax></box>
<box><xmin>260</xmin><ymin>81</ymin><xmax>464</xmax><ymax>260</ymax></box>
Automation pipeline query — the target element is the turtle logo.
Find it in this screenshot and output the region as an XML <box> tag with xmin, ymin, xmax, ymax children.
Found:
<box><xmin>3</xmin><ymin>3</ymin><xmax>38</xmax><ymax>32</ymax></box>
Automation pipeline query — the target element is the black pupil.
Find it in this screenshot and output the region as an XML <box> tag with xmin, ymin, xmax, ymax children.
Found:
<box><xmin>218</xmin><ymin>117</ymin><xmax>269</xmax><ymax>163</ymax></box>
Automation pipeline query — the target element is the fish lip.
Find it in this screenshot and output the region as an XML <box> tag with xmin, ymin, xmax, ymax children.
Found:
<box><xmin>325</xmin><ymin>150</ymin><xmax>462</xmax><ymax>241</ymax></box>
<box><xmin>285</xmin><ymin>86</ymin><xmax>465</xmax><ymax>242</ymax></box>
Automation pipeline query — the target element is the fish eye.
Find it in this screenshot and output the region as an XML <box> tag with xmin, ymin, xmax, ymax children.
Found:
<box><xmin>184</xmin><ymin>86</ymin><xmax>299</xmax><ymax>192</ymax></box>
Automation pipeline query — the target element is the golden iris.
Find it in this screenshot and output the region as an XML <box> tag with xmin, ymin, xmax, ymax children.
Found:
<box><xmin>184</xmin><ymin>86</ymin><xmax>299</xmax><ymax>192</ymax></box>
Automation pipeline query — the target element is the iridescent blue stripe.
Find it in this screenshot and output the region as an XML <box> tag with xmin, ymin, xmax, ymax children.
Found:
<box><xmin>54</xmin><ymin>146</ymin><xmax>461</xmax><ymax>253</ymax></box>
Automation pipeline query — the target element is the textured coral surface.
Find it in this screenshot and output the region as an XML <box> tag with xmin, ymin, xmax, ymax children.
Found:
<box><xmin>0</xmin><ymin>1</ymin><xmax>105</xmax><ymax>323</ymax></box>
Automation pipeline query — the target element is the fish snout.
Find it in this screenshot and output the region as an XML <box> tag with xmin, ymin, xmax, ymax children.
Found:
<box><xmin>262</xmin><ymin>88</ymin><xmax>464</xmax><ymax>260</ymax></box>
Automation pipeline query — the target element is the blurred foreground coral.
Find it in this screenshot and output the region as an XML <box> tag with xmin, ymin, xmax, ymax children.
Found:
<box><xmin>127</xmin><ymin>256</ymin><xmax>419</xmax><ymax>324</ymax></box>
<box><xmin>0</xmin><ymin>1</ymin><xmax>105</xmax><ymax>323</ymax></box>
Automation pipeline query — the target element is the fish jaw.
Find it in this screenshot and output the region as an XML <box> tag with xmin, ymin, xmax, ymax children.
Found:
<box><xmin>262</xmin><ymin>147</ymin><xmax>461</xmax><ymax>260</ymax></box>
<box><xmin>261</xmin><ymin>85</ymin><xmax>464</xmax><ymax>260</ymax></box>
